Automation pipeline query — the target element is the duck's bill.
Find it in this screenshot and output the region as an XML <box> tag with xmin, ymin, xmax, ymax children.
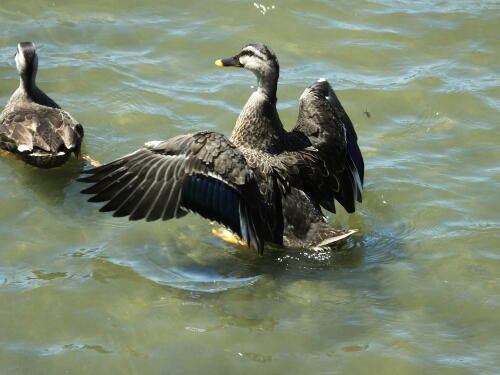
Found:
<box><xmin>214</xmin><ymin>56</ymin><xmax>242</xmax><ymax>67</ymax></box>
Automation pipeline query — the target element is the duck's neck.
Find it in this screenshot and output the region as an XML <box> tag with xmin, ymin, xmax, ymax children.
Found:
<box><xmin>14</xmin><ymin>73</ymin><xmax>59</xmax><ymax>109</ymax></box>
<box><xmin>256</xmin><ymin>71</ymin><xmax>278</xmax><ymax>102</ymax></box>
<box><xmin>18</xmin><ymin>71</ymin><xmax>37</xmax><ymax>100</ymax></box>
<box><xmin>231</xmin><ymin>72</ymin><xmax>285</xmax><ymax>153</ymax></box>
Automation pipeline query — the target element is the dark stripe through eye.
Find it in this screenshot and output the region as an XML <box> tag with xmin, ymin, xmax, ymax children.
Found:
<box><xmin>240</xmin><ymin>50</ymin><xmax>263</xmax><ymax>60</ymax></box>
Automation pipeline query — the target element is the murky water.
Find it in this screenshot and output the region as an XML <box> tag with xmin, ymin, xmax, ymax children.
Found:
<box><xmin>0</xmin><ymin>0</ymin><xmax>499</xmax><ymax>374</ymax></box>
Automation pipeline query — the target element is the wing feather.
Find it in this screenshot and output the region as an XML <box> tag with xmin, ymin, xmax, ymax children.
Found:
<box><xmin>79</xmin><ymin>131</ymin><xmax>278</xmax><ymax>254</ymax></box>
<box><xmin>293</xmin><ymin>79</ymin><xmax>364</xmax><ymax>213</ymax></box>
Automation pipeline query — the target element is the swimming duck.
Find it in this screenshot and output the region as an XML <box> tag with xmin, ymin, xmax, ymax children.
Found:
<box><xmin>0</xmin><ymin>42</ymin><xmax>84</xmax><ymax>168</ymax></box>
<box><xmin>78</xmin><ymin>43</ymin><xmax>364</xmax><ymax>254</ymax></box>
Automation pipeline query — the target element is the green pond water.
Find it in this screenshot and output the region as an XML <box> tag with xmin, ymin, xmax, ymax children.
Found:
<box><xmin>0</xmin><ymin>0</ymin><xmax>499</xmax><ymax>374</ymax></box>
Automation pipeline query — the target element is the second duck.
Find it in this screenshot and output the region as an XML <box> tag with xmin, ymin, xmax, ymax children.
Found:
<box><xmin>0</xmin><ymin>42</ymin><xmax>84</xmax><ymax>168</ymax></box>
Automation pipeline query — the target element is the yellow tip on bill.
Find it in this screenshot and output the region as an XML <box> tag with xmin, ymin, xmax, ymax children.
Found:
<box><xmin>214</xmin><ymin>59</ymin><xmax>223</xmax><ymax>67</ymax></box>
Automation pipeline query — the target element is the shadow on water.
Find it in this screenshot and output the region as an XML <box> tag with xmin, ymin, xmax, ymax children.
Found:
<box><xmin>3</xmin><ymin>156</ymin><xmax>87</xmax><ymax>206</ymax></box>
<box><xmin>89</xmin><ymin>207</ymin><xmax>409</xmax><ymax>294</ymax></box>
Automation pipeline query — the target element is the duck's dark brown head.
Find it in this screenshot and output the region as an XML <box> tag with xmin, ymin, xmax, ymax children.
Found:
<box><xmin>15</xmin><ymin>42</ymin><xmax>38</xmax><ymax>85</ymax></box>
<box><xmin>215</xmin><ymin>43</ymin><xmax>280</xmax><ymax>97</ymax></box>
<box><xmin>216</xmin><ymin>43</ymin><xmax>278</xmax><ymax>74</ymax></box>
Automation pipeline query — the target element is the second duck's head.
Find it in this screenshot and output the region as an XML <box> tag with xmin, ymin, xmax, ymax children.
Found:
<box><xmin>215</xmin><ymin>43</ymin><xmax>279</xmax><ymax>81</ymax></box>
<box><xmin>15</xmin><ymin>42</ymin><xmax>38</xmax><ymax>83</ymax></box>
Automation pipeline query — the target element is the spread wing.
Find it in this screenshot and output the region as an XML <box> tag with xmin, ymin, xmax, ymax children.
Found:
<box><xmin>0</xmin><ymin>107</ymin><xmax>83</xmax><ymax>156</ymax></box>
<box><xmin>78</xmin><ymin>131</ymin><xmax>279</xmax><ymax>254</ymax></box>
<box><xmin>293</xmin><ymin>79</ymin><xmax>364</xmax><ymax>213</ymax></box>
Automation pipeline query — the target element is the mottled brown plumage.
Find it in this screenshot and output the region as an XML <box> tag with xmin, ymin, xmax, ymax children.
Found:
<box><xmin>79</xmin><ymin>43</ymin><xmax>364</xmax><ymax>254</ymax></box>
<box><xmin>219</xmin><ymin>43</ymin><xmax>364</xmax><ymax>246</ymax></box>
<box><xmin>0</xmin><ymin>42</ymin><xmax>83</xmax><ymax>168</ymax></box>
<box><xmin>223</xmin><ymin>45</ymin><xmax>363</xmax><ymax>212</ymax></box>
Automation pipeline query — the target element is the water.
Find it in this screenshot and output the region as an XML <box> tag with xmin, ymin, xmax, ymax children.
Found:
<box><xmin>0</xmin><ymin>0</ymin><xmax>499</xmax><ymax>374</ymax></box>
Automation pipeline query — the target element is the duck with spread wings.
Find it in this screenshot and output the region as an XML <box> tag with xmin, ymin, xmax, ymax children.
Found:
<box><xmin>78</xmin><ymin>43</ymin><xmax>364</xmax><ymax>254</ymax></box>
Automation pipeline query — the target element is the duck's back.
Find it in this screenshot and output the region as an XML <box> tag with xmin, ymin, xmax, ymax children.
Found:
<box><xmin>0</xmin><ymin>99</ymin><xmax>83</xmax><ymax>168</ymax></box>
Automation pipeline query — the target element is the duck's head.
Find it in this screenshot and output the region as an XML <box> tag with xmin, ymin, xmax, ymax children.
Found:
<box><xmin>15</xmin><ymin>42</ymin><xmax>38</xmax><ymax>83</ymax></box>
<box><xmin>215</xmin><ymin>43</ymin><xmax>279</xmax><ymax>82</ymax></box>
